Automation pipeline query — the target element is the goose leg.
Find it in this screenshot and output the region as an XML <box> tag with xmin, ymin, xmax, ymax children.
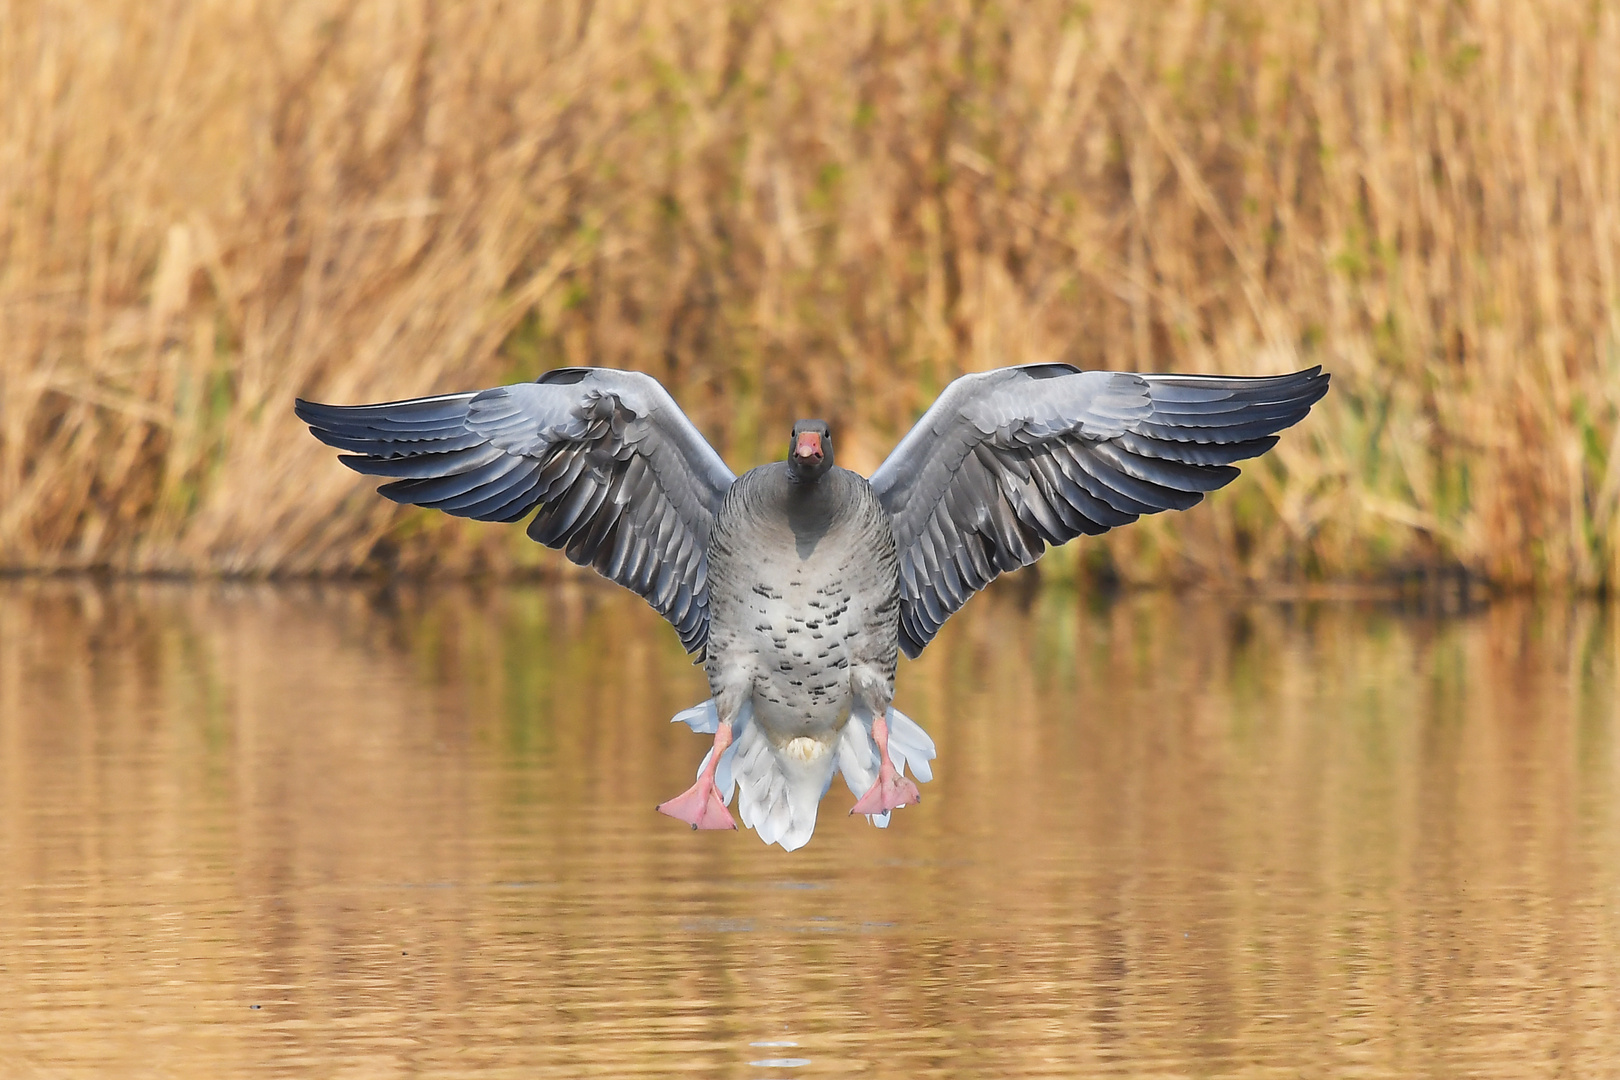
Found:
<box><xmin>656</xmin><ymin>720</ymin><xmax>737</xmax><ymax>830</ymax></box>
<box><xmin>657</xmin><ymin>685</ymin><xmax>745</xmax><ymax>830</ymax></box>
<box><xmin>849</xmin><ymin>669</ymin><xmax>920</xmax><ymax>816</ymax></box>
<box><xmin>656</xmin><ymin>721</ymin><xmax>736</xmax><ymax>829</ymax></box>
<box><xmin>849</xmin><ymin>711</ymin><xmax>922</xmax><ymax>816</ymax></box>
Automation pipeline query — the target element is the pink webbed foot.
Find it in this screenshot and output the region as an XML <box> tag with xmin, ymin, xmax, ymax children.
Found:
<box><xmin>657</xmin><ymin>779</ymin><xmax>737</xmax><ymax>830</ymax></box>
<box><xmin>850</xmin><ymin>770</ymin><xmax>921</xmax><ymax>816</ymax></box>
<box><xmin>849</xmin><ymin>709</ymin><xmax>921</xmax><ymax>817</ymax></box>
<box><xmin>658</xmin><ymin>719</ymin><xmax>737</xmax><ymax>831</ymax></box>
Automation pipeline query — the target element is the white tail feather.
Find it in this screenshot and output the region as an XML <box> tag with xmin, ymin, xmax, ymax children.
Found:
<box><xmin>672</xmin><ymin>699</ymin><xmax>719</xmax><ymax>734</ymax></box>
<box><xmin>884</xmin><ymin>706</ymin><xmax>936</xmax><ymax>783</ymax></box>
<box><xmin>834</xmin><ymin>714</ymin><xmax>887</xmax><ymax>827</ymax></box>
<box><xmin>671</xmin><ymin>698</ymin><xmax>936</xmax><ymax>850</ymax></box>
<box><xmin>736</xmin><ymin>723</ymin><xmax>837</xmax><ymax>850</ymax></box>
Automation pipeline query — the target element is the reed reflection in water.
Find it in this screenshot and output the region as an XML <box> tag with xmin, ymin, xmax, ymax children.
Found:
<box><xmin>1</xmin><ymin>579</ymin><xmax>1617</xmax><ymax>1078</ymax></box>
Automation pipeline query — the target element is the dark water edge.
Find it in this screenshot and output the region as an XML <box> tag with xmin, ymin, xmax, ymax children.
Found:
<box><xmin>1</xmin><ymin>578</ymin><xmax>1617</xmax><ymax>1078</ymax></box>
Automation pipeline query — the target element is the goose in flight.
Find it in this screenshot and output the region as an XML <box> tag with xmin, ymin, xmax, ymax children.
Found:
<box><xmin>296</xmin><ymin>363</ymin><xmax>1327</xmax><ymax>849</ymax></box>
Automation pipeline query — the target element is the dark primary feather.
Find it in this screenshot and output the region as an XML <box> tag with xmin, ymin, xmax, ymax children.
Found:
<box><xmin>870</xmin><ymin>364</ymin><xmax>1329</xmax><ymax>658</ymax></box>
<box><xmin>295</xmin><ymin>368</ymin><xmax>736</xmax><ymax>653</ymax></box>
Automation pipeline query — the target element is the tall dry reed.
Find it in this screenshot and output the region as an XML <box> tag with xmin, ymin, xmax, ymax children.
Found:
<box><xmin>2</xmin><ymin>0</ymin><xmax>1617</xmax><ymax>587</ymax></box>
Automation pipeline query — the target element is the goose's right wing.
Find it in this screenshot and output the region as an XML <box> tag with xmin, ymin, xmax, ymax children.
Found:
<box><xmin>295</xmin><ymin>367</ymin><xmax>735</xmax><ymax>654</ymax></box>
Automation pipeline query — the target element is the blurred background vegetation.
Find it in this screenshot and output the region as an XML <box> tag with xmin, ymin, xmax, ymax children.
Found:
<box><xmin>1</xmin><ymin>0</ymin><xmax>1616</xmax><ymax>590</ymax></box>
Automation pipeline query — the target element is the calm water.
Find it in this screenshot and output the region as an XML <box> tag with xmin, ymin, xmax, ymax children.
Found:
<box><xmin>1</xmin><ymin>579</ymin><xmax>1617</xmax><ymax>1078</ymax></box>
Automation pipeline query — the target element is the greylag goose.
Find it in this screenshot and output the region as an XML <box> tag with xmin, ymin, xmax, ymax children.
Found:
<box><xmin>296</xmin><ymin>363</ymin><xmax>1327</xmax><ymax>849</ymax></box>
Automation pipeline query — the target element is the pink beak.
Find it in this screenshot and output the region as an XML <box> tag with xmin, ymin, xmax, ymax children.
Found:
<box><xmin>793</xmin><ymin>431</ymin><xmax>824</xmax><ymax>463</ymax></box>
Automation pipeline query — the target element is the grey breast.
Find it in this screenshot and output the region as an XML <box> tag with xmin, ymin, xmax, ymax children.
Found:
<box><xmin>703</xmin><ymin>465</ymin><xmax>901</xmax><ymax>717</ymax></box>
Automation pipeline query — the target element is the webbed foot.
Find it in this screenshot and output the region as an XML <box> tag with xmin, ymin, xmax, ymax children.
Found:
<box><xmin>850</xmin><ymin>770</ymin><xmax>921</xmax><ymax>816</ymax></box>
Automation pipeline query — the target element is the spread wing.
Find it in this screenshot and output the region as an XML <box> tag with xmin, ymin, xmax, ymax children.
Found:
<box><xmin>869</xmin><ymin>363</ymin><xmax>1330</xmax><ymax>657</ymax></box>
<box><xmin>295</xmin><ymin>367</ymin><xmax>736</xmax><ymax>653</ymax></box>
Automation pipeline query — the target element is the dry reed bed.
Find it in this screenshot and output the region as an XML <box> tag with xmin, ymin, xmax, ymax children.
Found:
<box><xmin>1</xmin><ymin>0</ymin><xmax>1617</xmax><ymax>586</ymax></box>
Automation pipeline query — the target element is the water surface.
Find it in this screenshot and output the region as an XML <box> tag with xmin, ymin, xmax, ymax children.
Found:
<box><xmin>1</xmin><ymin>580</ymin><xmax>1617</xmax><ymax>1077</ymax></box>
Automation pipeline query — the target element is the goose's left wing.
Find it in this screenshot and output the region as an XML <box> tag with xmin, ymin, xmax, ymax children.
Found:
<box><xmin>869</xmin><ymin>363</ymin><xmax>1329</xmax><ymax>657</ymax></box>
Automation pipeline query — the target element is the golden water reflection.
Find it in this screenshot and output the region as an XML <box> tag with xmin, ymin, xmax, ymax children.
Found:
<box><xmin>1</xmin><ymin>580</ymin><xmax>1617</xmax><ymax>1077</ymax></box>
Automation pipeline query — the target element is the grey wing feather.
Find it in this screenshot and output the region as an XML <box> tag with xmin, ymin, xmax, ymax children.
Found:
<box><xmin>870</xmin><ymin>363</ymin><xmax>1329</xmax><ymax>657</ymax></box>
<box><xmin>295</xmin><ymin>368</ymin><xmax>735</xmax><ymax>653</ymax></box>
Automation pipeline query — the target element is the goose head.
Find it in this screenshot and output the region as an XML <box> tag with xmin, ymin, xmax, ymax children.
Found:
<box><xmin>787</xmin><ymin>419</ymin><xmax>834</xmax><ymax>483</ymax></box>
